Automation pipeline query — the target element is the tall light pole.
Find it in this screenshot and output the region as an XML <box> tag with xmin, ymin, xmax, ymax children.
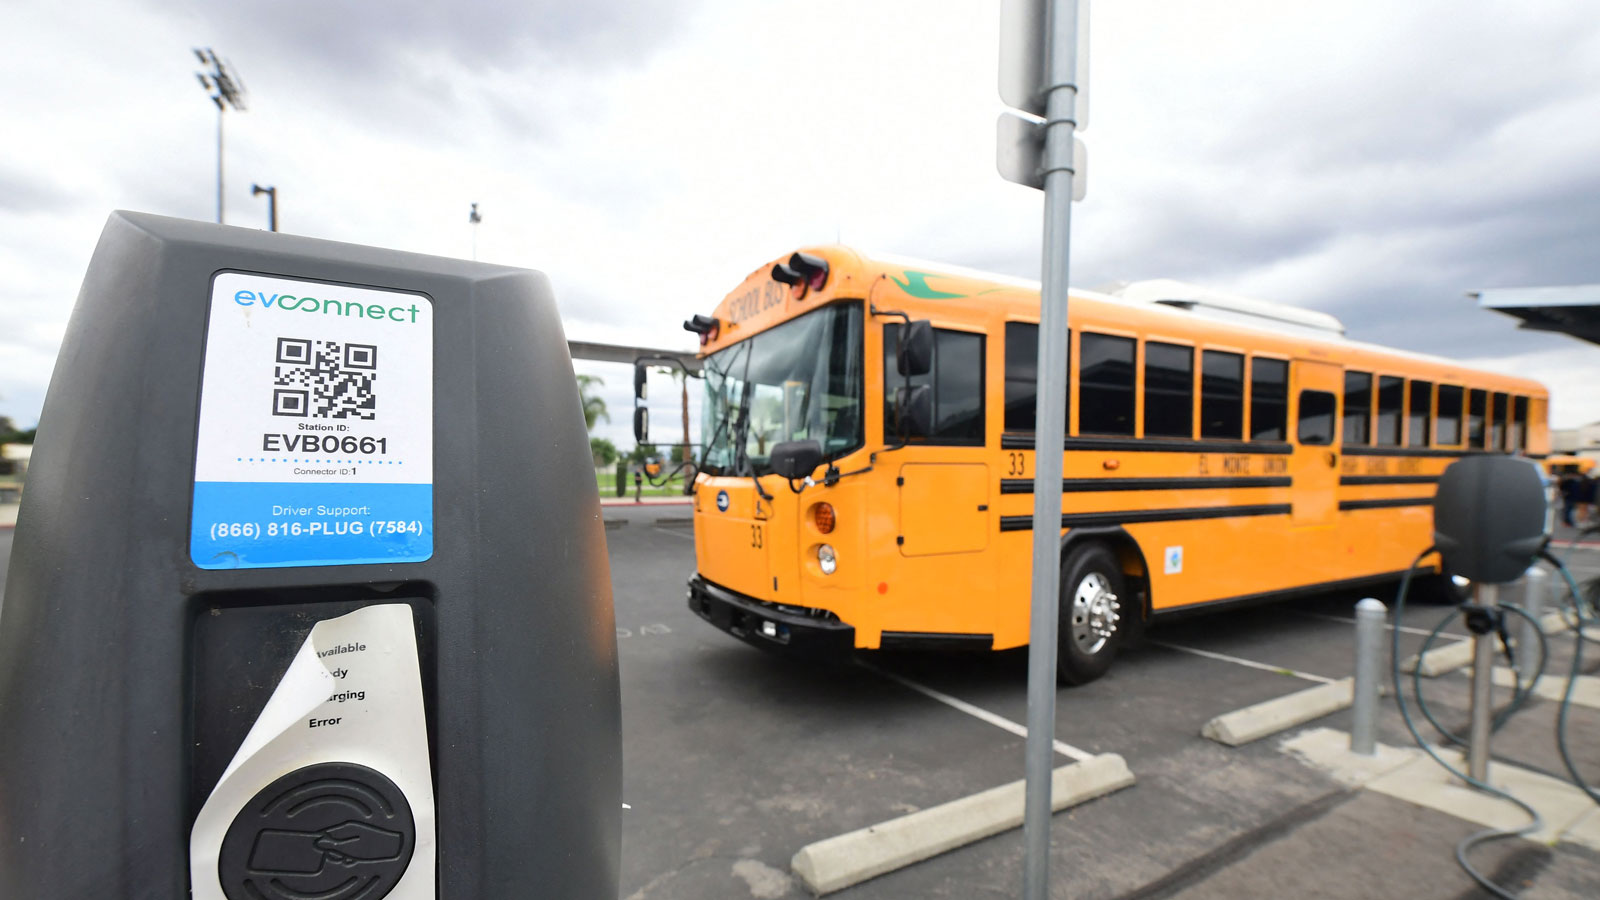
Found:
<box><xmin>251</xmin><ymin>184</ymin><xmax>277</xmax><ymax>232</ymax></box>
<box><xmin>469</xmin><ymin>203</ymin><xmax>482</xmax><ymax>260</ymax></box>
<box><xmin>194</xmin><ymin>48</ymin><xmax>247</xmax><ymax>224</ymax></box>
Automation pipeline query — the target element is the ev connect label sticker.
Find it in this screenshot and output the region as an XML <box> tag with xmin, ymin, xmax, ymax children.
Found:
<box><xmin>190</xmin><ymin>272</ymin><xmax>433</xmax><ymax>569</ymax></box>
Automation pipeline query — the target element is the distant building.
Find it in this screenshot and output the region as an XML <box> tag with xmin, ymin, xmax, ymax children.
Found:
<box><xmin>0</xmin><ymin>442</ymin><xmax>30</xmax><ymax>478</ymax></box>
<box><xmin>1550</xmin><ymin>421</ymin><xmax>1600</xmax><ymax>455</ymax></box>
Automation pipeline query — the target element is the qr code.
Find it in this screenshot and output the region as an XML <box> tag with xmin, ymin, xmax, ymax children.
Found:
<box><xmin>271</xmin><ymin>338</ymin><xmax>377</xmax><ymax>420</ymax></box>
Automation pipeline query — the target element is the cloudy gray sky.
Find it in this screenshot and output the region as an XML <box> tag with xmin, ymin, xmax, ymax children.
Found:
<box><xmin>3</xmin><ymin>0</ymin><xmax>1598</xmax><ymax>450</ymax></box>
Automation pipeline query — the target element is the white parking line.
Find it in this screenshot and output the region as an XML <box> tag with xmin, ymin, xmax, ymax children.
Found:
<box><xmin>1146</xmin><ymin>640</ymin><xmax>1335</xmax><ymax>684</ymax></box>
<box><xmin>652</xmin><ymin>526</ymin><xmax>695</xmax><ymax>540</ymax></box>
<box><xmin>1294</xmin><ymin>610</ymin><xmax>1443</xmax><ymax>638</ymax></box>
<box><xmin>860</xmin><ymin>663</ymin><xmax>1095</xmax><ymax>762</ymax></box>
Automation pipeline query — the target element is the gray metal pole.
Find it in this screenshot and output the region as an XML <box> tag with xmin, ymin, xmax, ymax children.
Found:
<box><xmin>1467</xmin><ymin>583</ymin><xmax>1497</xmax><ymax>782</ymax></box>
<box><xmin>1022</xmin><ymin>1</ymin><xmax>1080</xmax><ymax>898</ymax></box>
<box><xmin>216</xmin><ymin>107</ymin><xmax>225</xmax><ymax>224</ymax></box>
<box><xmin>1518</xmin><ymin>567</ymin><xmax>1546</xmax><ymax>686</ymax></box>
<box><xmin>1350</xmin><ymin>597</ymin><xmax>1385</xmax><ymax>756</ymax></box>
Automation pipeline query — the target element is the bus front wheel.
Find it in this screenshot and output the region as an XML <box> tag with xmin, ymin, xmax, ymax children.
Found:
<box><xmin>1056</xmin><ymin>544</ymin><xmax>1126</xmax><ymax>685</ymax></box>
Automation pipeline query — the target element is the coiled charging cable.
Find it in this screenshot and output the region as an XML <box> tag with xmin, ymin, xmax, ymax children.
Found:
<box><xmin>1390</xmin><ymin>549</ymin><xmax>1543</xmax><ymax>900</ymax></box>
<box><xmin>1391</xmin><ymin>548</ymin><xmax>1600</xmax><ymax>898</ymax></box>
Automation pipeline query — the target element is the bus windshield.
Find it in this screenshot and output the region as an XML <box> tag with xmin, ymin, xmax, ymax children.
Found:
<box><xmin>700</xmin><ymin>302</ymin><xmax>863</xmax><ymax>476</ymax></box>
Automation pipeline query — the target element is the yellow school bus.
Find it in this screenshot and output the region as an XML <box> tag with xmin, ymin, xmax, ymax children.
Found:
<box><xmin>1545</xmin><ymin>455</ymin><xmax>1594</xmax><ymax>477</ymax></box>
<box><xmin>670</xmin><ymin>246</ymin><xmax>1549</xmax><ymax>683</ymax></box>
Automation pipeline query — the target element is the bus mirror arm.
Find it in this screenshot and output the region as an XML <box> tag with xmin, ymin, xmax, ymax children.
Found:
<box><xmin>784</xmin><ymin>460</ymin><xmax>873</xmax><ymax>496</ymax></box>
<box><xmin>869</xmin><ymin>303</ymin><xmax>911</xmax><ymax>324</ymax></box>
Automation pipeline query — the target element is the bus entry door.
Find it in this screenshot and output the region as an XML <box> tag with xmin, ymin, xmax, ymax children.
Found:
<box><xmin>898</xmin><ymin>463</ymin><xmax>989</xmax><ymax>556</ymax></box>
<box><xmin>1291</xmin><ymin>360</ymin><xmax>1342</xmax><ymax>528</ymax></box>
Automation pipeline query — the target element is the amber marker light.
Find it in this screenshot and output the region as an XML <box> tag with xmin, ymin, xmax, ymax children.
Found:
<box><xmin>812</xmin><ymin>502</ymin><xmax>836</xmax><ymax>534</ymax></box>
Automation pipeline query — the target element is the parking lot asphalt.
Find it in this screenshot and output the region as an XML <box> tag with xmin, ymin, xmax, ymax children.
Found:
<box><xmin>603</xmin><ymin>503</ymin><xmax>1600</xmax><ymax>899</ymax></box>
<box><xmin>2</xmin><ymin>510</ymin><xmax>1596</xmax><ymax>897</ymax></box>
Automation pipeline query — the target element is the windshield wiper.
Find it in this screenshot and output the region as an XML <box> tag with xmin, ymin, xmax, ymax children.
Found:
<box><xmin>727</xmin><ymin>389</ymin><xmax>773</xmax><ymax>502</ymax></box>
<box><xmin>694</xmin><ymin>350</ymin><xmax>743</xmax><ymax>476</ymax></box>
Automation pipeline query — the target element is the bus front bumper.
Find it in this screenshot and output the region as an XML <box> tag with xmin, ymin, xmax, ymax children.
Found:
<box><xmin>687</xmin><ymin>576</ymin><xmax>856</xmax><ymax>659</ymax></box>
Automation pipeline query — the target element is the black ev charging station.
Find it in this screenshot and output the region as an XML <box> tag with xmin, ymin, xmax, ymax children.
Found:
<box><xmin>0</xmin><ymin>212</ymin><xmax>620</xmax><ymax>899</ymax></box>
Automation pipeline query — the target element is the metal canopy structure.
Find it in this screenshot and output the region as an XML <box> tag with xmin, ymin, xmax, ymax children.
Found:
<box><xmin>567</xmin><ymin>339</ymin><xmax>701</xmax><ymax>374</ymax></box>
<box><xmin>1471</xmin><ymin>285</ymin><xmax>1600</xmax><ymax>347</ymax></box>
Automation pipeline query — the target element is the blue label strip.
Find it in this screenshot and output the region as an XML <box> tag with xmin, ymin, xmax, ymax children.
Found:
<box><xmin>191</xmin><ymin>481</ymin><xmax>433</xmax><ymax>569</ymax></box>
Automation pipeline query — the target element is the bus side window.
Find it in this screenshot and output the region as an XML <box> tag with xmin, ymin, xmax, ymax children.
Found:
<box><xmin>1003</xmin><ymin>322</ymin><xmax>1067</xmax><ymax>432</ymax></box>
<box><xmin>1249</xmin><ymin>357</ymin><xmax>1288</xmax><ymax>441</ymax></box>
<box><xmin>1343</xmin><ymin>370</ymin><xmax>1372</xmax><ymax>445</ymax></box>
<box><xmin>1490</xmin><ymin>392</ymin><xmax>1507</xmax><ymax>450</ymax></box>
<box><xmin>935</xmin><ymin>331</ymin><xmax>985</xmax><ymax>442</ymax></box>
<box><xmin>1467</xmin><ymin>389</ymin><xmax>1487</xmax><ymax>449</ymax></box>
<box><xmin>1297</xmin><ymin>390</ymin><xmax>1337</xmax><ymax>445</ymax></box>
<box><xmin>1376</xmin><ymin>376</ymin><xmax>1404</xmax><ymax>446</ymax></box>
<box><xmin>1436</xmin><ymin>384</ymin><xmax>1464</xmax><ymax>446</ymax></box>
<box><xmin>1079</xmin><ymin>333</ymin><xmax>1136</xmax><ymax>436</ymax></box>
<box><xmin>1200</xmin><ymin>350</ymin><xmax>1244</xmax><ymax>439</ymax></box>
<box><xmin>1511</xmin><ymin>395</ymin><xmax>1528</xmax><ymax>451</ymax></box>
<box><xmin>1406</xmin><ymin>379</ymin><xmax>1432</xmax><ymax>447</ymax></box>
<box><xmin>1144</xmin><ymin>341</ymin><xmax>1194</xmax><ymax>439</ymax></box>
<box><xmin>884</xmin><ymin>325</ymin><xmax>986</xmax><ymax>444</ymax></box>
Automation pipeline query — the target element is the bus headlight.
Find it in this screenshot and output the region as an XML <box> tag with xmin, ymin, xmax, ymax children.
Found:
<box><xmin>817</xmin><ymin>543</ymin><xmax>837</xmax><ymax>575</ymax></box>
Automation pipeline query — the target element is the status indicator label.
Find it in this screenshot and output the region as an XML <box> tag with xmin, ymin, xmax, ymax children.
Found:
<box><xmin>190</xmin><ymin>272</ymin><xmax>433</xmax><ymax>569</ymax></box>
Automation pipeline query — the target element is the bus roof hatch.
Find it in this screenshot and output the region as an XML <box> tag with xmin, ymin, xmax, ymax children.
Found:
<box><xmin>1104</xmin><ymin>279</ymin><xmax>1346</xmax><ymax>338</ymax></box>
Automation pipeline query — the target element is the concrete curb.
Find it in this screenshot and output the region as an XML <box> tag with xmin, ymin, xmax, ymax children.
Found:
<box><xmin>1400</xmin><ymin>639</ymin><xmax>1474</xmax><ymax>677</ymax></box>
<box><xmin>1280</xmin><ymin>726</ymin><xmax>1418</xmax><ymax>788</ymax></box>
<box><xmin>1285</xmin><ymin>726</ymin><xmax>1600</xmax><ymax>849</ymax></box>
<box><xmin>1201</xmin><ymin>678</ymin><xmax>1353</xmax><ymax>747</ymax></box>
<box><xmin>790</xmin><ymin>753</ymin><xmax>1135</xmax><ymax>895</ymax></box>
<box><xmin>1539</xmin><ymin>611</ymin><xmax>1571</xmax><ymax>635</ymax></box>
<box><xmin>1402</xmin><ymin>613</ymin><xmax>1571</xmax><ymax>678</ymax></box>
<box><xmin>1491</xmin><ymin>666</ymin><xmax>1600</xmax><ymax>709</ymax></box>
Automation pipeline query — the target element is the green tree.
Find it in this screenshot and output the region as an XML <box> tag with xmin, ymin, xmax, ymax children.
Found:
<box><xmin>589</xmin><ymin>436</ymin><xmax>619</xmax><ymax>467</ymax></box>
<box><xmin>628</xmin><ymin>442</ymin><xmax>659</xmax><ymax>465</ymax></box>
<box><xmin>576</xmin><ymin>374</ymin><xmax>609</xmax><ymax>432</ymax></box>
<box><xmin>0</xmin><ymin>417</ymin><xmax>34</xmax><ymax>444</ymax></box>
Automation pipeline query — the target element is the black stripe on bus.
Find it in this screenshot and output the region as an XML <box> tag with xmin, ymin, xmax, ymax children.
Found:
<box><xmin>1339</xmin><ymin>475</ymin><xmax>1440</xmax><ymax>486</ymax></box>
<box><xmin>1000</xmin><ymin>476</ymin><xmax>1291</xmax><ymax>495</ymax></box>
<box><xmin>1001</xmin><ymin>434</ymin><xmax>1293</xmax><ymax>455</ymax></box>
<box><xmin>878</xmin><ymin>631</ymin><xmax>994</xmax><ymax>651</ymax></box>
<box><xmin>1343</xmin><ymin>446</ymin><xmax>1474</xmax><ymax>458</ymax></box>
<box><xmin>999</xmin><ymin>503</ymin><xmax>1292</xmax><ymax>532</ymax></box>
<box><xmin>1339</xmin><ymin>497</ymin><xmax>1433</xmax><ymax>511</ymax></box>
<box><xmin>1151</xmin><ymin>568</ymin><xmax>1433</xmax><ymax>621</ymax></box>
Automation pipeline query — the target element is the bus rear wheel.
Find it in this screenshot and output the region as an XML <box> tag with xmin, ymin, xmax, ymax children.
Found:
<box><xmin>1056</xmin><ymin>544</ymin><xmax>1126</xmax><ymax>685</ymax></box>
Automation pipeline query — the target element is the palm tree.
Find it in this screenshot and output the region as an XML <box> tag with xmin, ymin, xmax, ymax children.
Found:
<box><xmin>576</xmin><ymin>374</ymin><xmax>609</xmax><ymax>432</ymax></box>
<box><xmin>658</xmin><ymin>367</ymin><xmax>693</xmax><ymax>463</ymax></box>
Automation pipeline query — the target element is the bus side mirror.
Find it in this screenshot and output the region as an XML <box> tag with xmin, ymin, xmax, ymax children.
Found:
<box><xmin>896</xmin><ymin>384</ymin><xmax>933</xmax><ymax>437</ymax></box>
<box><xmin>770</xmin><ymin>439</ymin><xmax>823</xmax><ymax>480</ymax></box>
<box><xmin>633</xmin><ymin>407</ymin><xmax>649</xmax><ymax>443</ymax></box>
<box><xmin>633</xmin><ymin>363</ymin><xmax>648</xmax><ymax>401</ymax></box>
<box><xmin>897</xmin><ymin>320</ymin><xmax>933</xmax><ymax>377</ymax></box>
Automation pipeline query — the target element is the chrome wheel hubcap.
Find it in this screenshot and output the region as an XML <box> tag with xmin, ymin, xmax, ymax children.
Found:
<box><xmin>1071</xmin><ymin>572</ymin><xmax>1121</xmax><ymax>655</ymax></box>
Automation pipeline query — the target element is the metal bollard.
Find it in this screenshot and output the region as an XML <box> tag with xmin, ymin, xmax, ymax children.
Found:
<box><xmin>1351</xmin><ymin>597</ymin><xmax>1386</xmax><ymax>756</ymax></box>
<box><xmin>1468</xmin><ymin>583</ymin><xmax>1499</xmax><ymax>782</ymax></box>
<box><xmin>1518</xmin><ymin>568</ymin><xmax>1547</xmax><ymax>686</ymax></box>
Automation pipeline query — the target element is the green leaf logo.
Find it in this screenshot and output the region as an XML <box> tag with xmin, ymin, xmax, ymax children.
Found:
<box><xmin>890</xmin><ymin>270</ymin><xmax>965</xmax><ymax>300</ymax></box>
